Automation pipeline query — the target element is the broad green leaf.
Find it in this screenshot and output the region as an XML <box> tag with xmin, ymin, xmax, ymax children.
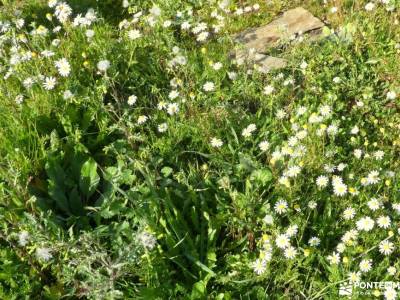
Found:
<box><xmin>48</xmin><ymin>179</ymin><xmax>69</xmax><ymax>214</ymax></box>
<box><xmin>79</xmin><ymin>158</ymin><xmax>100</xmax><ymax>198</ymax></box>
<box><xmin>45</xmin><ymin>158</ymin><xmax>66</xmax><ymax>187</ymax></box>
<box><xmin>68</xmin><ymin>186</ymin><xmax>84</xmax><ymax>216</ymax></box>
<box><xmin>191</xmin><ymin>281</ymin><xmax>206</xmax><ymax>299</ymax></box>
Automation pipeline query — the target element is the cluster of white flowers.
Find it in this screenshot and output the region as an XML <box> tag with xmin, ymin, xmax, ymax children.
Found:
<box><xmin>252</xmin><ymin>236</ymin><xmax>273</xmax><ymax>275</ymax></box>
<box><xmin>54</xmin><ymin>2</ymin><xmax>73</xmax><ymax>23</ymax></box>
<box><xmin>35</xmin><ymin>247</ymin><xmax>53</xmax><ymax>261</ymax></box>
<box><xmin>137</xmin><ymin>231</ymin><xmax>157</xmax><ymax>250</ymax></box>
<box><xmin>241</xmin><ymin>124</ymin><xmax>257</xmax><ymax>137</ymax></box>
<box><xmin>73</xmin><ymin>9</ymin><xmax>97</xmax><ymax>27</ymax></box>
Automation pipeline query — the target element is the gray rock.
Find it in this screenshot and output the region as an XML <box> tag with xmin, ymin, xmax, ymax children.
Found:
<box><xmin>255</xmin><ymin>55</ymin><xmax>288</xmax><ymax>73</ymax></box>
<box><xmin>235</xmin><ymin>50</ymin><xmax>288</xmax><ymax>73</ymax></box>
<box><xmin>235</xmin><ymin>7</ymin><xmax>325</xmax><ymax>52</ymax></box>
<box><xmin>233</xmin><ymin>7</ymin><xmax>325</xmax><ymax>72</ymax></box>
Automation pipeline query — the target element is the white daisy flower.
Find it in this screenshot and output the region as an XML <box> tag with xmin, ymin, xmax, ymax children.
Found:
<box><xmin>43</xmin><ymin>76</ymin><xmax>56</xmax><ymax>90</ymax></box>
<box><xmin>324</xmin><ymin>164</ymin><xmax>336</xmax><ymax>173</ymax></box>
<box><xmin>55</xmin><ymin>58</ymin><xmax>71</xmax><ymax>77</ymax></box>
<box><xmin>149</xmin><ymin>5</ymin><xmax>161</xmax><ymax>16</ymax></box>
<box><xmin>97</xmin><ymin>60</ymin><xmax>111</xmax><ymax>72</ymax></box>
<box><xmin>63</xmin><ymin>90</ymin><xmax>73</xmax><ymax>100</ymax></box>
<box><xmin>263</xmin><ymin>85</ymin><xmax>274</xmax><ymax>95</ymax></box>
<box><xmin>348</xmin><ymin>271</ymin><xmax>361</xmax><ymax>283</ymax></box>
<box><xmin>350</xmin><ymin>125</ymin><xmax>359</xmax><ymax>134</ymax></box>
<box><xmin>316</xmin><ymin>175</ymin><xmax>329</xmax><ymax>188</ymax></box>
<box><xmin>275</xmin><ymin>234</ymin><xmax>290</xmax><ymax>249</ymax></box>
<box><xmin>366</xmin><ymin>170</ymin><xmax>380</xmax><ymax>185</ymax></box>
<box><xmin>286</xmin><ymin>225</ymin><xmax>298</xmax><ymax>237</ymax></box>
<box><xmin>300</xmin><ymin>61</ymin><xmax>308</xmax><ymax>69</ymax></box>
<box><xmin>319</xmin><ymin>105</ymin><xmax>331</xmax><ymax>117</ymax></box>
<box><xmin>308</xmin><ymin>201</ymin><xmax>317</xmax><ymax>209</ymax></box>
<box><xmin>15</xmin><ymin>95</ymin><xmax>24</xmax><ymax>104</ymax></box>
<box><xmin>259</xmin><ymin>141</ymin><xmax>270</xmax><ymax>151</ymax></box>
<box><xmin>384</xmin><ymin>287</ymin><xmax>397</xmax><ymax>300</ymax></box>
<box><xmin>163</xmin><ymin>20</ymin><xmax>172</xmax><ymax>28</ymax></box>
<box><xmin>327</xmin><ymin>252</ymin><xmax>340</xmax><ymax>265</ymax></box>
<box><xmin>286</xmin><ymin>166</ymin><xmax>301</xmax><ymax>178</ymax></box>
<box><xmin>296</xmin><ymin>106</ymin><xmax>307</xmax><ymax>116</ymax></box>
<box><xmin>227</xmin><ymin>71</ymin><xmax>237</xmax><ymax>80</ymax></box>
<box><xmin>252</xmin><ymin>258</ymin><xmax>267</xmax><ymax>275</ymax></box>
<box><xmin>379</xmin><ymin>240</ymin><xmax>394</xmax><ymax>255</ymax></box>
<box><xmin>333</xmin><ymin>181</ymin><xmax>347</xmax><ymax>197</ymax></box>
<box><xmin>181</xmin><ymin>21</ymin><xmax>191</xmax><ymax>30</ymax></box>
<box><xmin>341</xmin><ymin>229</ymin><xmax>358</xmax><ymax>243</ymax></box>
<box><xmin>241</xmin><ymin>124</ymin><xmax>257</xmax><ymax>138</ymax></box>
<box><xmin>356</xmin><ymin>217</ymin><xmax>374</xmax><ymax>231</ymax></box>
<box><xmin>128</xmin><ymin>29</ymin><xmax>142</xmax><ymax>40</ymax></box>
<box><xmin>158</xmin><ymin>123</ymin><xmax>168</xmax><ymax>133</ymax></box>
<box><xmin>41</xmin><ymin>50</ymin><xmax>55</xmax><ymax>58</ymax></box>
<box><xmin>167</xmin><ymin>103</ymin><xmax>179</xmax><ymax>115</ymax></box>
<box><xmin>203</xmin><ymin>81</ymin><xmax>215</xmax><ymax>92</ymax></box>
<box><xmin>276</xmin><ymin>109</ymin><xmax>287</xmax><ymax>120</ymax></box>
<box><xmin>359</xmin><ymin>259</ymin><xmax>372</xmax><ymax>272</ymax></box>
<box><xmin>343</xmin><ymin>207</ymin><xmax>356</xmax><ymax>220</ymax></box>
<box><xmin>85</xmin><ymin>29</ymin><xmax>95</xmax><ymax>38</ymax></box>
<box><xmin>284</xmin><ymin>246</ymin><xmax>297</xmax><ymax>259</ymax></box>
<box><xmin>263</xmin><ymin>214</ymin><xmax>273</xmax><ymax>225</ymax></box>
<box><xmin>354</xmin><ymin>149</ymin><xmax>362</xmax><ymax>159</ymax></box>
<box><xmin>377</xmin><ymin>216</ymin><xmax>391</xmax><ymax>229</ymax></box>
<box><xmin>308</xmin><ymin>237</ymin><xmax>320</xmax><ymax>246</ymax></box>
<box><xmin>392</xmin><ymin>203</ymin><xmax>400</xmax><ymax>214</ymax></box>
<box><xmin>48</xmin><ymin>0</ymin><xmax>58</xmax><ymax>8</ymax></box>
<box><xmin>374</xmin><ymin>150</ymin><xmax>384</xmax><ymax>160</ymax></box>
<box><xmin>197</xmin><ymin>31</ymin><xmax>209</xmax><ymax>42</ymax></box>
<box><xmin>210</xmin><ymin>137</ymin><xmax>223</xmax><ymax>148</ymax></box>
<box><xmin>327</xmin><ymin>124</ymin><xmax>338</xmax><ymax>135</ymax></box>
<box><xmin>274</xmin><ymin>199</ymin><xmax>288</xmax><ymax>214</ymax></box>
<box><xmin>364</xmin><ymin>2</ymin><xmax>375</xmax><ymax>11</ymax></box>
<box><xmin>386</xmin><ymin>91</ymin><xmax>397</xmax><ymax>100</ymax></box>
<box><xmin>137</xmin><ymin>115</ymin><xmax>148</xmax><ymax>124</ymax></box>
<box><xmin>387</xmin><ymin>266</ymin><xmax>396</xmax><ymax>276</ymax></box>
<box><xmin>157</xmin><ymin>101</ymin><xmax>167</xmax><ymax>110</ymax></box>
<box><xmin>168</xmin><ymin>90</ymin><xmax>179</xmax><ymax>100</ymax></box>
<box><xmin>367</xmin><ymin>198</ymin><xmax>381</xmax><ymax>211</ymax></box>
<box><xmin>128</xmin><ymin>95</ymin><xmax>137</xmax><ymax>105</ymax></box>
<box><xmin>337</xmin><ymin>163</ymin><xmax>347</xmax><ymax>171</ymax></box>
<box><xmin>336</xmin><ymin>243</ymin><xmax>346</xmax><ymax>253</ymax></box>
<box><xmin>212</xmin><ymin>62</ymin><xmax>223</xmax><ymax>70</ymax></box>
<box><xmin>137</xmin><ymin>231</ymin><xmax>157</xmax><ymax>250</ymax></box>
<box><xmin>55</xmin><ymin>2</ymin><xmax>73</xmax><ymax>23</ymax></box>
<box><xmin>23</xmin><ymin>77</ymin><xmax>35</xmax><ymax>89</ymax></box>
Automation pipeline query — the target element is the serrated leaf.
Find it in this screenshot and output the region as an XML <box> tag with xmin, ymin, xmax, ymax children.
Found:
<box><xmin>161</xmin><ymin>166</ymin><xmax>173</xmax><ymax>177</ymax></box>
<box><xmin>250</xmin><ymin>169</ymin><xmax>273</xmax><ymax>185</ymax></box>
